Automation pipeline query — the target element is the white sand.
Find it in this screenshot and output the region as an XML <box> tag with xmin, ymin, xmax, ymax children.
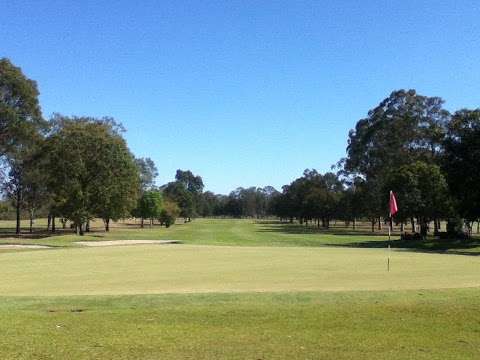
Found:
<box><xmin>0</xmin><ymin>244</ymin><xmax>51</xmax><ymax>249</ymax></box>
<box><xmin>75</xmin><ymin>240</ymin><xmax>180</xmax><ymax>247</ymax></box>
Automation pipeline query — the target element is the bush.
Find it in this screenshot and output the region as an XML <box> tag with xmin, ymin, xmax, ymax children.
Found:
<box><xmin>158</xmin><ymin>200</ymin><xmax>180</xmax><ymax>228</ymax></box>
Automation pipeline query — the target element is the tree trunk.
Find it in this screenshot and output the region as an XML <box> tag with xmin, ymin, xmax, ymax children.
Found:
<box><xmin>85</xmin><ymin>220</ymin><xmax>90</xmax><ymax>232</ymax></box>
<box><xmin>15</xmin><ymin>191</ymin><xmax>21</xmax><ymax>235</ymax></box>
<box><xmin>141</xmin><ymin>218</ymin><xmax>144</xmax><ymax>228</ymax></box>
<box><xmin>433</xmin><ymin>218</ymin><xmax>439</xmax><ymax>235</ymax></box>
<box><xmin>400</xmin><ymin>222</ymin><xmax>404</xmax><ymax>233</ymax></box>
<box><xmin>61</xmin><ymin>218</ymin><xmax>66</xmax><ymax>229</ymax></box>
<box><xmin>29</xmin><ymin>209</ymin><xmax>34</xmax><ymax>233</ymax></box>
<box><xmin>105</xmin><ymin>218</ymin><xmax>110</xmax><ymax>232</ymax></box>
<box><xmin>410</xmin><ymin>217</ymin><xmax>415</xmax><ymax>233</ymax></box>
<box><xmin>420</xmin><ymin>219</ymin><xmax>428</xmax><ymax>239</ymax></box>
<box><xmin>377</xmin><ymin>217</ymin><xmax>382</xmax><ymax>230</ymax></box>
<box><xmin>52</xmin><ymin>217</ymin><xmax>56</xmax><ymax>233</ymax></box>
<box><xmin>47</xmin><ymin>214</ymin><xmax>52</xmax><ymax>231</ymax></box>
<box><xmin>371</xmin><ymin>219</ymin><xmax>375</xmax><ymax>232</ymax></box>
<box><xmin>79</xmin><ymin>223</ymin><xmax>84</xmax><ymax>236</ymax></box>
<box><xmin>353</xmin><ymin>218</ymin><xmax>356</xmax><ymax>230</ymax></box>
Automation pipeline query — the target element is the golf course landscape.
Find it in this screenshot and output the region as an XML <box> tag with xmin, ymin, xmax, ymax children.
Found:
<box><xmin>2</xmin><ymin>4</ymin><xmax>480</xmax><ymax>357</ymax></box>
<box><xmin>1</xmin><ymin>219</ymin><xmax>479</xmax><ymax>359</ymax></box>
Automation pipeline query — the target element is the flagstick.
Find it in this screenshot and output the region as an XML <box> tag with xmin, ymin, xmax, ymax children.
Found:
<box><xmin>387</xmin><ymin>244</ymin><xmax>390</xmax><ymax>272</ymax></box>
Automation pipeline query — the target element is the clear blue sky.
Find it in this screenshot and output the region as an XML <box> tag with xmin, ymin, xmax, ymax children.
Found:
<box><xmin>1</xmin><ymin>1</ymin><xmax>479</xmax><ymax>194</ymax></box>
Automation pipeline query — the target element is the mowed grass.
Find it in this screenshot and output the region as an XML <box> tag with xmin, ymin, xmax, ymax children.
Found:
<box><xmin>1</xmin><ymin>289</ymin><xmax>479</xmax><ymax>359</ymax></box>
<box><xmin>0</xmin><ymin>219</ymin><xmax>479</xmax><ymax>359</ymax></box>
<box><xmin>1</xmin><ymin>218</ymin><xmax>479</xmax><ymax>257</ymax></box>
<box><xmin>0</xmin><ymin>244</ymin><xmax>479</xmax><ymax>296</ymax></box>
<box><xmin>0</xmin><ymin>218</ymin><xmax>407</xmax><ymax>247</ymax></box>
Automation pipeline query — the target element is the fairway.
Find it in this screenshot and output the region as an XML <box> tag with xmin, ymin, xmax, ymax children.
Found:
<box><xmin>1</xmin><ymin>244</ymin><xmax>479</xmax><ymax>296</ymax></box>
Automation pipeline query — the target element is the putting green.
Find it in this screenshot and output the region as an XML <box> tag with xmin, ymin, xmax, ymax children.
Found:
<box><xmin>0</xmin><ymin>245</ymin><xmax>478</xmax><ymax>296</ymax></box>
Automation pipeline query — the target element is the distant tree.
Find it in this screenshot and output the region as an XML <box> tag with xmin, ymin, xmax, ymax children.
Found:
<box><xmin>175</xmin><ymin>170</ymin><xmax>204</xmax><ymax>193</ymax></box>
<box><xmin>444</xmin><ymin>109</ymin><xmax>480</xmax><ymax>232</ymax></box>
<box><xmin>162</xmin><ymin>180</ymin><xmax>195</xmax><ymax>221</ymax></box>
<box><xmin>135</xmin><ymin>157</ymin><xmax>158</xmax><ymax>191</ymax></box>
<box><xmin>136</xmin><ymin>190</ymin><xmax>163</xmax><ymax>227</ymax></box>
<box><xmin>271</xmin><ymin>170</ymin><xmax>342</xmax><ymax>227</ymax></box>
<box><xmin>385</xmin><ymin>161</ymin><xmax>451</xmax><ymax>238</ymax></box>
<box><xmin>337</xmin><ymin>177</ymin><xmax>365</xmax><ymax>229</ymax></box>
<box><xmin>198</xmin><ymin>191</ymin><xmax>218</xmax><ymax>217</ymax></box>
<box><xmin>174</xmin><ymin>169</ymin><xmax>204</xmax><ymax>216</ymax></box>
<box><xmin>158</xmin><ymin>199</ymin><xmax>180</xmax><ymax>227</ymax></box>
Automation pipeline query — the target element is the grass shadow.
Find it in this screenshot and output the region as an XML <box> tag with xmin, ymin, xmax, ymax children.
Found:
<box><xmin>325</xmin><ymin>238</ymin><xmax>480</xmax><ymax>256</ymax></box>
<box><xmin>256</xmin><ymin>221</ymin><xmax>480</xmax><ymax>256</ymax></box>
<box><xmin>256</xmin><ymin>222</ymin><xmax>390</xmax><ymax>237</ymax></box>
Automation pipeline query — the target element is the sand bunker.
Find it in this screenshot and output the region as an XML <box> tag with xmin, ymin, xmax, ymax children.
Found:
<box><xmin>75</xmin><ymin>240</ymin><xmax>180</xmax><ymax>247</ymax></box>
<box><xmin>0</xmin><ymin>244</ymin><xmax>51</xmax><ymax>249</ymax></box>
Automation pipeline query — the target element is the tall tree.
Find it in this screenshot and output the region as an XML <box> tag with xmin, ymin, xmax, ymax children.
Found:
<box><xmin>44</xmin><ymin>116</ymin><xmax>139</xmax><ymax>234</ymax></box>
<box><xmin>444</xmin><ymin>109</ymin><xmax>480</xmax><ymax>230</ymax></box>
<box><xmin>0</xmin><ymin>58</ymin><xmax>45</xmax><ymax>233</ymax></box>
<box><xmin>345</xmin><ymin>89</ymin><xmax>449</xmax><ymax>178</ymax></box>
<box><xmin>344</xmin><ymin>89</ymin><xmax>450</xmax><ymax>229</ymax></box>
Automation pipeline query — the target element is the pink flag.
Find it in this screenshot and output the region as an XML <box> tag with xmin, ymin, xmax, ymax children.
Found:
<box><xmin>389</xmin><ymin>191</ymin><xmax>398</xmax><ymax>217</ymax></box>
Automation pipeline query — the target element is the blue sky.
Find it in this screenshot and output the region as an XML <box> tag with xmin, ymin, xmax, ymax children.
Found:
<box><xmin>1</xmin><ymin>1</ymin><xmax>479</xmax><ymax>193</ymax></box>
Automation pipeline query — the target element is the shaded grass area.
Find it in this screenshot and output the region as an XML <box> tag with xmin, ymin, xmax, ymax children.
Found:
<box><xmin>1</xmin><ymin>288</ymin><xmax>479</xmax><ymax>359</ymax></box>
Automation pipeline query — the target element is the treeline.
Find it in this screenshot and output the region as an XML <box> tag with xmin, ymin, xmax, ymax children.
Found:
<box><xmin>0</xmin><ymin>59</ymin><xmax>202</xmax><ymax>234</ymax></box>
<box><xmin>270</xmin><ymin>90</ymin><xmax>480</xmax><ymax>238</ymax></box>
<box><xmin>1</xmin><ymin>59</ymin><xmax>479</xmax><ymax>238</ymax></box>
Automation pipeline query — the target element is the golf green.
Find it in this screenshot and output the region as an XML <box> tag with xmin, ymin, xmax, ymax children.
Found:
<box><xmin>1</xmin><ymin>244</ymin><xmax>478</xmax><ymax>296</ymax></box>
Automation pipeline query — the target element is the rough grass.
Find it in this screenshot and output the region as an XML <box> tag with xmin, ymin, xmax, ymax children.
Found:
<box><xmin>1</xmin><ymin>289</ymin><xmax>479</xmax><ymax>359</ymax></box>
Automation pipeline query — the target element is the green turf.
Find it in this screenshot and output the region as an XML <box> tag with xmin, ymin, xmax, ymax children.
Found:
<box><xmin>1</xmin><ymin>289</ymin><xmax>479</xmax><ymax>359</ymax></box>
<box><xmin>1</xmin><ymin>218</ymin><xmax>478</xmax><ymax>255</ymax></box>
<box><xmin>0</xmin><ymin>219</ymin><xmax>479</xmax><ymax>359</ymax></box>
<box><xmin>0</xmin><ymin>244</ymin><xmax>479</xmax><ymax>296</ymax></box>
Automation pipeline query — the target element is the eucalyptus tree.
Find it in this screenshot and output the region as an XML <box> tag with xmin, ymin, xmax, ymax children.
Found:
<box><xmin>344</xmin><ymin>89</ymin><xmax>450</xmax><ymax>227</ymax></box>
<box><xmin>135</xmin><ymin>157</ymin><xmax>158</xmax><ymax>191</ymax></box>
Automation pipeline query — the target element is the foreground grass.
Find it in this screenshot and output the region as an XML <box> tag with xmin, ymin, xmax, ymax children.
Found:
<box><xmin>0</xmin><ymin>244</ymin><xmax>478</xmax><ymax>296</ymax></box>
<box><xmin>1</xmin><ymin>288</ymin><xmax>479</xmax><ymax>359</ymax></box>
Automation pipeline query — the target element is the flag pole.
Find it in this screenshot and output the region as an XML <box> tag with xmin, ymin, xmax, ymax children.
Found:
<box><xmin>388</xmin><ymin>214</ymin><xmax>391</xmax><ymax>242</ymax></box>
<box><xmin>388</xmin><ymin>213</ymin><xmax>391</xmax><ymax>272</ymax></box>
